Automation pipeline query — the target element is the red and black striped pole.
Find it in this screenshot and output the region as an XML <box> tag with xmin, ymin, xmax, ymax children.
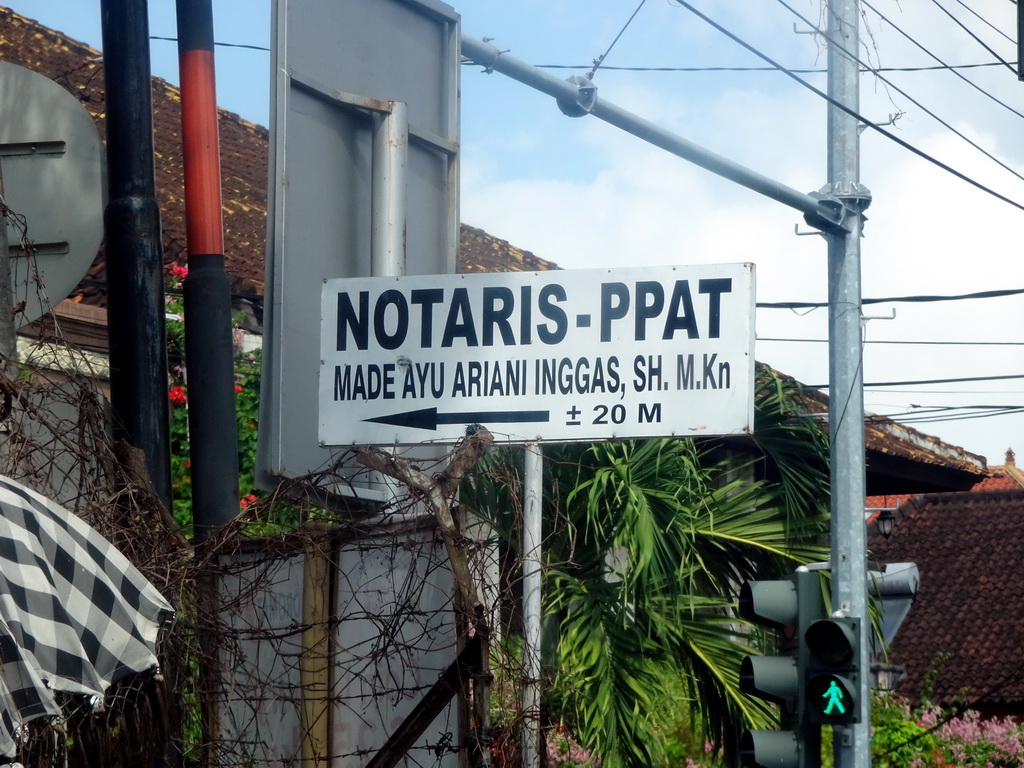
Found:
<box><xmin>176</xmin><ymin>0</ymin><xmax>240</xmax><ymax>540</ymax></box>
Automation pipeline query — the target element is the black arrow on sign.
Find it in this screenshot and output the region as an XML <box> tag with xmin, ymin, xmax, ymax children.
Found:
<box><xmin>365</xmin><ymin>408</ymin><xmax>551</xmax><ymax>431</ymax></box>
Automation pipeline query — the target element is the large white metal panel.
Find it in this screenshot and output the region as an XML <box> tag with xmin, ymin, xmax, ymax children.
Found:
<box><xmin>320</xmin><ymin>264</ymin><xmax>756</xmax><ymax>445</ymax></box>
<box><xmin>219</xmin><ymin>552</ymin><xmax>306</xmax><ymax>767</ymax></box>
<box><xmin>259</xmin><ymin>0</ymin><xmax>459</xmax><ymax>485</ymax></box>
<box><xmin>331</xmin><ymin>531</ymin><xmax>457</xmax><ymax>767</ymax></box>
<box><xmin>217</xmin><ymin>531</ymin><xmax>457</xmax><ymax>768</ymax></box>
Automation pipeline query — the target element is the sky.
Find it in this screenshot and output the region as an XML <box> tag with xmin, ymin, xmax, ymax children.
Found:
<box><xmin>9</xmin><ymin>0</ymin><xmax>1024</xmax><ymax>467</ymax></box>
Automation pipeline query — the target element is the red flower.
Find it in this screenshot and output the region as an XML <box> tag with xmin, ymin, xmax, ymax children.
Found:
<box><xmin>169</xmin><ymin>386</ymin><xmax>187</xmax><ymax>406</ymax></box>
<box><xmin>168</xmin><ymin>264</ymin><xmax>188</xmax><ymax>279</ymax></box>
<box><xmin>234</xmin><ymin>385</ymin><xmax>243</xmax><ymax>393</ymax></box>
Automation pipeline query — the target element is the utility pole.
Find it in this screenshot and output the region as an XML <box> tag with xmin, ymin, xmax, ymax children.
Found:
<box><xmin>823</xmin><ymin>2</ymin><xmax>871</xmax><ymax>767</ymax></box>
<box><xmin>463</xmin><ymin>22</ymin><xmax>873</xmax><ymax>765</ymax></box>
<box><xmin>522</xmin><ymin>443</ymin><xmax>543</xmax><ymax>768</ymax></box>
<box><xmin>175</xmin><ymin>0</ymin><xmax>240</xmax><ymax>540</ymax></box>
<box><xmin>101</xmin><ymin>0</ymin><xmax>173</xmax><ymax>510</ymax></box>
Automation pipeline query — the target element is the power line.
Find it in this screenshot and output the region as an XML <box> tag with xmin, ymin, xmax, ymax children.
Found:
<box><xmin>869</xmin><ymin>388</ymin><xmax>1024</xmax><ymax>394</ymax></box>
<box><xmin>758</xmin><ymin>337</ymin><xmax>1024</xmax><ymax>346</ymax></box>
<box><xmin>758</xmin><ymin>285</ymin><xmax>1024</xmax><ymax>309</ymax></box>
<box><xmin>668</xmin><ymin>0</ymin><xmax>1024</xmax><ymax>214</ymax></box>
<box><xmin>861</xmin><ymin>0</ymin><xmax>1024</xmax><ymax>123</ymax></box>
<box><xmin>876</xmin><ymin>405</ymin><xmax>1023</xmax><ymax>415</ymax></box>
<box><xmin>878</xmin><ymin>405</ymin><xmax>1024</xmax><ymax>425</ymax></box>
<box><xmin>799</xmin><ymin>404</ymin><xmax>1024</xmax><ymax>426</ymax></box>
<box><xmin>587</xmin><ymin>0</ymin><xmax>648</xmax><ymax>80</ymax></box>
<box><xmin>771</xmin><ymin>0</ymin><xmax>1024</xmax><ymax>188</ymax></box>
<box><xmin>149</xmin><ymin>35</ymin><xmax>270</xmax><ymax>52</ymax></box>
<box><xmin>948</xmin><ymin>0</ymin><xmax>1017</xmax><ymax>45</ymax></box>
<box><xmin>148</xmin><ymin>32</ymin><xmax>1006</xmax><ymax>75</ymax></box>
<box><xmin>804</xmin><ymin>373</ymin><xmax>1024</xmax><ymax>389</ymax></box>
<box><xmin>927</xmin><ymin>0</ymin><xmax>1017</xmax><ymax>75</ymax></box>
<box><xmin>526</xmin><ymin>62</ymin><xmax>1006</xmax><ymax>74</ymax></box>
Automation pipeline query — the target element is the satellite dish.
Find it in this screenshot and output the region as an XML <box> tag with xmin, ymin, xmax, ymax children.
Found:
<box><xmin>0</xmin><ymin>61</ymin><xmax>105</xmax><ymax>327</ymax></box>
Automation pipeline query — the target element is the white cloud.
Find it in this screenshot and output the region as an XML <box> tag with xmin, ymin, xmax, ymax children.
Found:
<box><xmin>462</xmin><ymin>0</ymin><xmax>1024</xmax><ymax>463</ymax></box>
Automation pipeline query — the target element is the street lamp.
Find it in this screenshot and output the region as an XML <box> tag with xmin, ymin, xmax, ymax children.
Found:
<box><xmin>876</xmin><ymin>508</ymin><xmax>895</xmax><ymax>539</ymax></box>
<box><xmin>865</xmin><ymin>506</ymin><xmax>897</xmax><ymax>539</ymax></box>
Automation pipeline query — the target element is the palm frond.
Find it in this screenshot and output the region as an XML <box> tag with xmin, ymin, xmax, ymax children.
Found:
<box><xmin>459</xmin><ymin>370</ymin><xmax>832</xmax><ymax>768</ymax></box>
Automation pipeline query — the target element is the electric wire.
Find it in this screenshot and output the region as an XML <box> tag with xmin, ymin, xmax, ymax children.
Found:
<box><xmin>758</xmin><ymin>285</ymin><xmax>1024</xmax><ymax>309</ymax></box>
<box><xmin>927</xmin><ymin>0</ymin><xmax>1017</xmax><ymax>75</ymax></box>
<box><xmin>49</xmin><ymin>15</ymin><xmax>1024</xmax><ymax>445</ymax></box>
<box><xmin>771</xmin><ymin>0</ymin><xmax>1024</xmax><ymax>187</ymax></box>
<box><xmin>668</xmin><ymin>0</ymin><xmax>1024</xmax><ymax>214</ymax></box>
<box><xmin>150</xmin><ymin>35</ymin><xmax>270</xmax><ymax>51</ymax></box>
<box><xmin>878</xmin><ymin>406</ymin><xmax>1024</xmax><ymax>425</ymax></box>
<box><xmin>587</xmin><ymin>0</ymin><xmax>648</xmax><ymax>80</ymax></box>
<box><xmin>526</xmin><ymin>61</ymin><xmax>1006</xmax><ymax>73</ymax></box>
<box><xmin>152</xmin><ymin>14</ymin><xmax>1024</xmax><ymax>433</ymax></box>
<box><xmin>805</xmin><ymin>373</ymin><xmax>1024</xmax><ymax>389</ymax></box>
<box><xmin>861</xmin><ymin>0</ymin><xmax>1024</xmax><ymax>123</ymax></box>
<box><xmin>871</xmin><ymin>389</ymin><xmax>1024</xmax><ymax>396</ymax></box>
<box><xmin>757</xmin><ymin>337</ymin><xmax>1024</xmax><ymax>346</ymax></box>
<box><xmin>948</xmin><ymin>0</ymin><xmax>1017</xmax><ymax>45</ymax></box>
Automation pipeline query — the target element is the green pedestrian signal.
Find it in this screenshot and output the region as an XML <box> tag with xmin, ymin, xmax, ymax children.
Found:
<box><xmin>807</xmin><ymin>674</ymin><xmax>853</xmax><ymax>719</ymax></box>
<box><xmin>822</xmin><ymin>679</ymin><xmax>845</xmax><ymax>715</ymax></box>
<box><xmin>803</xmin><ymin>617</ymin><xmax>860</xmax><ymax>725</ymax></box>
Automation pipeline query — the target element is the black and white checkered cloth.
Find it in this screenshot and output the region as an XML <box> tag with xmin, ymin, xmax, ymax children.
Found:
<box><xmin>0</xmin><ymin>476</ymin><xmax>174</xmax><ymax>757</ymax></box>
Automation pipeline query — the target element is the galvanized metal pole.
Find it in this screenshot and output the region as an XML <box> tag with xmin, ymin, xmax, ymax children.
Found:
<box><xmin>522</xmin><ymin>443</ymin><xmax>543</xmax><ymax>768</ymax></box>
<box><xmin>824</xmin><ymin>2</ymin><xmax>872</xmax><ymax>767</ymax></box>
<box><xmin>369</xmin><ymin>102</ymin><xmax>410</xmax><ymax>501</ymax></box>
<box><xmin>460</xmin><ymin>36</ymin><xmax>846</xmax><ymax>233</ymax></box>
<box><xmin>371</xmin><ymin>102</ymin><xmax>409</xmax><ymax>277</ymax></box>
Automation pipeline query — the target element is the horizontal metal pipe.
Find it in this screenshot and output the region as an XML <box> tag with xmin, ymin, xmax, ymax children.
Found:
<box><xmin>461</xmin><ymin>36</ymin><xmax>836</xmax><ymax>226</ymax></box>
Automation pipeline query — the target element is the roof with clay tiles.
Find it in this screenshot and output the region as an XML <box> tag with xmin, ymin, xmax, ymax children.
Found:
<box><xmin>0</xmin><ymin>5</ymin><xmax>558</xmax><ymax>309</ymax></box>
<box><xmin>3</xmin><ymin>7</ymin><xmax>997</xmax><ymax>490</ymax></box>
<box><xmin>870</xmin><ymin>489</ymin><xmax>1024</xmax><ymax>710</ymax></box>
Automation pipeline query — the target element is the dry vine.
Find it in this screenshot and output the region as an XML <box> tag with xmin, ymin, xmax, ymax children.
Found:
<box><xmin>0</xmin><ymin>208</ymin><xmax>548</xmax><ymax>767</ymax></box>
<box><xmin>0</xmin><ymin>337</ymin><xmax>534</xmax><ymax>768</ymax></box>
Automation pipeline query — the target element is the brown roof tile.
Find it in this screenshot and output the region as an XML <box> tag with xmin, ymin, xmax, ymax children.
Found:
<box><xmin>766</xmin><ymin>369</ymin><xmax>988</xmax><ymax>492</ymax></box>
<box><xmin>870</xmin><ymin>489</ymin><xmax>1024</xmax><ymax>708</ymax></box>
<box><xmin>0</xmin><ymin>5</ymin><xmax>555</xmax><ymax>309</ymax></box>
<box><xmin>458</xmin><ymin>224</ymin><xmax>559</xmax><ymax>273</ymax></box>
<box><xmin>3</xmin><ymin>7</ymin><xmax>995</xmax><ymax>487</ymax></box>
<box><xmin>972</xmin><ymin>473</ymin><xmax>1021</xmax><ymax>491</ymax></box>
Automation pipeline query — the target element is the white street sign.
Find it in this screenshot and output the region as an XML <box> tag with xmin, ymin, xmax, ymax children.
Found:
<box><xmin>320</xmin><ymin>265</ymin><xmax>755</xmax><ymax>446</ymax></box>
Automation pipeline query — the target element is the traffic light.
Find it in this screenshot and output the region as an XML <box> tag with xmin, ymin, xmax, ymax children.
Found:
<box><xmin>737</xmin><ymin>568</ymin><xmax>823</xmax><ymax>768</ymax></box>
<box><xmin>804</xmin><ymin>616</ymin><xmax>860</xmax><ymax>725</ymax></box>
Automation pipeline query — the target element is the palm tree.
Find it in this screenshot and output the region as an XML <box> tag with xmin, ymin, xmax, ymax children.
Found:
<box><xmin>462</xmin><ymin>368</ymin><xmax>830</xmax><ymax>767</ymax></box>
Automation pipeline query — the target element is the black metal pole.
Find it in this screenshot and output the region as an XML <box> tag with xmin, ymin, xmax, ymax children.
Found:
<box><xmin>176</xmin><ymin>0</ymin><xmax>240</xmax><ymax>542</ymax></box>
<box><xmin>1019</xmin><ymin>1</ymin><xmax>1024</xmax><ymax>81</ymax></box>
<box><xmin>100</xmin><ymin>0</ymin><xmax>172</xmax><ymax>510</ymax></box>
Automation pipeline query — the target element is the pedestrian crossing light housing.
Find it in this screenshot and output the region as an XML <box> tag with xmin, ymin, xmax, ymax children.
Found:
<box><xmin>804</xmin><ymin>616</ymin><xmax>860</xmax><ymax>725</ymax></box>
<box><xmin>737</xmin><ymin>570</ymin><xmax>823</xmax><ymax>768</ymax></box>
